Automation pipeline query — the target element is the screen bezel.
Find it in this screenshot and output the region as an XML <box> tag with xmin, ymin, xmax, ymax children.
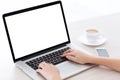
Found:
<box><xmin>2</xmin><ymin>1</ymin><xmax>70</xmax><ymax>62</ymax></box>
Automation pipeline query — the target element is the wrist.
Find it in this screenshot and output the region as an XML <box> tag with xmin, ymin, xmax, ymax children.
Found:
<box><xmin>87</xmin><ymin>56</ymin><xmax>107</xmax><ymax>65</ymax></box>
<box><xmin>87</xmin><ymin>55</ymin><xmax>98</xmax><ymax>64</ymax></box>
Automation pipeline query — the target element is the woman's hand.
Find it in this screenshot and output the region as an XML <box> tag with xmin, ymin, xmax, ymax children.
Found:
<box><xmin>36</xmin><ymin>62</ymin><xmax>61</xmax><ymax>80</ymax></box>
<box><xmin>61</xmin><ymin>49</ymin><xmax>93</xmax><ymax>64</ymax></box>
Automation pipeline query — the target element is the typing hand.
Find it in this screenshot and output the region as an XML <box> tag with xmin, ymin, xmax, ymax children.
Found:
<box><xmin>61</xmin><ymin>49</ymin><xmax>92</xmax><ymax>64</ymax></box>
<box><xmin>36</xmin><ymin>62</ymin><xmax>61</xmax><ymax>80</ymax></box>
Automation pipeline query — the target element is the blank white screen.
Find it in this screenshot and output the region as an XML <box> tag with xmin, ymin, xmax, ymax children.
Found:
<box><xmin>5</xmin><ymin>4</ymin><xmax>68</xmax><ymax>59</ymax></box>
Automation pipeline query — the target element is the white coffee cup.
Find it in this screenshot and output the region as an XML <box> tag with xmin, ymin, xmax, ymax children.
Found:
<box><xmin>85</xmin><ymin>29</ymin><xmax>101</xmax><ymax>43</ymax></box>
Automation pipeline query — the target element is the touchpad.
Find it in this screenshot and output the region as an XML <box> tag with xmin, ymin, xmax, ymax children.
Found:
<box><xmin>56</xmin><ymin>61</ymin><xmax>93</xmax><ymax>79</ymax></box>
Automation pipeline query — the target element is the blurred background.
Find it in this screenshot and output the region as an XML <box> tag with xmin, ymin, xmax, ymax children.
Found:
<box><xmin>0</xmin><ymin>0</ymin><xmax>120</xmax><ymax>23</ymax></box>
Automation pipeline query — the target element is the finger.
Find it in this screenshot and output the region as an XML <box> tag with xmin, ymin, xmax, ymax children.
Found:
<box><xmin>66</xmin><ymin>55</ymin><xmax>76</xmax><ymax>62</ymax></box>
<box><xmin>61</xmin><ymin>52</ymin><xmax>71</xmax><ymax>57</ymax></box>
<box><xmin>36</xmin><ymin>69</ymin><xmax>47</xmax><ymax>79</ymax></box>
<box><xmin>44</xmin><ymin>62</ymin><xmax>52</xmax><ymax>66</ymax></box>
<box><xmin>61</xmin><ymin>51</ymin><xmax>74</xmax><ymax>57</ymax></box>
<box><xmin>64</xmin><ymin>49</ymin><xmax>72</xmax><ymax>54</ymax></box>
<box><xmin>42</xmin><ymin>62</ymin><xmax>54</xmax><ymax>68</ymax></box>
<box><xmin>36</xmin><ymin>69</ymin><xmax>43</xmax><ymax>74</ymax></box>
<box><xmin>38</xmin><ymin>61</ymin><xmax>46</xmax><ymax>69</ymax></box>
<box><xmin>61</xmin><ymin>52</ymin><xmax>74</xmax><ymax>57</ymax></box>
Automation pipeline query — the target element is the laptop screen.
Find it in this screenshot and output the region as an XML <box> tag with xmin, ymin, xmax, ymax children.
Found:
<box><xmin>3</xmin><ymin>1</ymin><xmax>70</xmax><ymax>61</ymax></box>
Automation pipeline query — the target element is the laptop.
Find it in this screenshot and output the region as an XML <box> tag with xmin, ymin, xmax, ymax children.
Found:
<box><xmin>3</xmin><ymin>1</ymin><xmax>94</xmax><ymax>80</ymax></box>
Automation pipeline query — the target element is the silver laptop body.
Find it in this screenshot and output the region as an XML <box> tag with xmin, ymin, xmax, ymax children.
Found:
<box><xmin>3</xmin><ymin>1</ymin><xmax>94</xmax><ymax>80</ymax></box>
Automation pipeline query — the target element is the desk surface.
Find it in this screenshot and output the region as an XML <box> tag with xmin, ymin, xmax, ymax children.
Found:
<box><xmin>0</xmin><ymin>13</ymin><xmax>120</xmax><ymax>80</ymax></box>
<box><xmin>66</xmin><ymin>13</ymin><xmax>120</xmax><ymax>80</ymax></box>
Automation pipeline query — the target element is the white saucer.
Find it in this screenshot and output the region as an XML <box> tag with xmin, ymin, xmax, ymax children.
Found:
<box><xmin>79</xmin><ymin>35</ymin><xmax>107</xmax><ymax>46</ymax></box>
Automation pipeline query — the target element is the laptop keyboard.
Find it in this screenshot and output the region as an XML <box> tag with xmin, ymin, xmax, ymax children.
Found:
<box><xmin>26</xmin><ymin>47</ymin><xmax>70</xmax><ymax>70</ymax></box>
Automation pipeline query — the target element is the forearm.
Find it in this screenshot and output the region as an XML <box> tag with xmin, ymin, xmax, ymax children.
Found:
<box><xmin>88</xmin><ymin>56</ymin><xmax>120</xmax><ymax>72</ymax></box>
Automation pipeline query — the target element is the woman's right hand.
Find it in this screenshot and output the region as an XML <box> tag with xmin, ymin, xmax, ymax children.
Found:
<box><xmin>61</xmin><ymin>49</ymin><xmax>93</xmax><ymax>64</ymax></box>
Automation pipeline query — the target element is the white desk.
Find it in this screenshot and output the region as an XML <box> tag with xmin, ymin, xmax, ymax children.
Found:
<box><xmin>1</xmin><ymin>13</ymin><xmax>120</xmax><ymax>80</ymax></box>
<box><xmin>66</xmin><ymin>13</ymin><xmax>120</xmax><ymax>80</ymax></box>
